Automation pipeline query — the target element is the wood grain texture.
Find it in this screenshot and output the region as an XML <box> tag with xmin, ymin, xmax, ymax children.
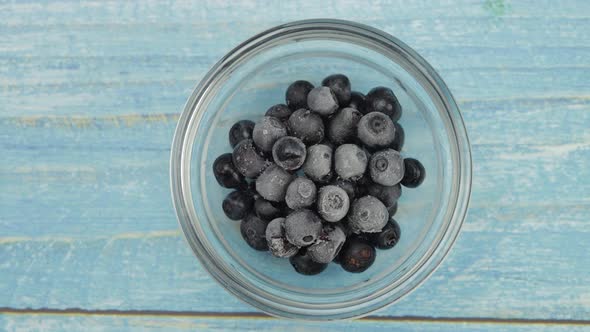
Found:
<box><xmin>1</xmin><ymin>0</ymin><xmax>590</xmax><ymax>330</ymax></box>
<box><xmin>1</xmin><ymin>312</ymin><xmax>590</xmax><ymax>332</ymax></box>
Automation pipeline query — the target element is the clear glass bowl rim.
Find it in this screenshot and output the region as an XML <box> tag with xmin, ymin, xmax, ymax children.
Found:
<box><xmin>170</xmin><ymin>19</ymin><xmax>472</xmax><ymax>320</ymax></box>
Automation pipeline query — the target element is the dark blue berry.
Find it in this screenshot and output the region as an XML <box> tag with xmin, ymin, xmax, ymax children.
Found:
<box><xmin>322</xmin><ymin>74</ymin><xmax>351</xmax><ymax>106</ymax></box>
<box><xmin>332</xmin><ymin>179</ymin><xmax>356</xmax><ymax>201</ymax></box>
<box><xmin>327</xmin><ymin>107</ymin><xmax>362</xmax><ymax>145</ymax></box>
<box><xmin>287</xmin><ymin>109</ymin><xmax>325</xmax><ymax>145</ymax></box>
<box><xmin>229</xmin><ymin>120</ymin><xmax>255</xmax><ymax>148</ymax></box>
<box><xmin>348</xmin><ymin>91</ymin><xmax>366</xmax><ymax>113</ymax></box>
<box><xmin>289</xmin><ymin>247</ymin><xmax>328</xmax><ymax>276</ymax></box>
<box><xmin>338</xmin><ymin>237</ymin><xmax>376</xmax><ymax>273</ymax></box>
<box><xmin>365</xmin><ymin>87</ymin><xmax>402</xmax><ymax>122</ymax></box>
<box><xmin>272</xmin><ymin>136</ymin><xmax>307</xmax><ymax>171</ymax></box>
<box><xmin>240</xmin><ymin>214</ymin><xmax>269</xmax><ymax>251</ymax></box>
<box><xmin>265</xmin><ymin>104</ymin><xmax>292</xmax><ymax>122</ymax></box>
<box><xmin>368</xmin><ymin>219</ymin><xmax>401</xmax><ymax>250</ymax></box>
<box><xmin>254</xmin><ymin>198</ymin><xmax>285</xmax><ymax>221</ymax></box>
<box><xmin>391</xmin><ymin>122</ymin><xmax>405</xmax><ymax>151</ymax></box>
<box><xmin>388</xmin><ymin>202</ymin><xmax>398</xmax><ymax>216</ymax></box>
<box><xmin>286</xmin><ymin>80</ymin><xmax>314</xmax><ymax>110</ymax></box>
<box><xmin>401</xmin><ymin>158</ymin><xmax>426</xmax><ymax>188</ymax></box>
<box><xmin>213</xmin><ymin>153</ymin><xmax>247</xmax><ymax>189</ymax></box>
<box><xmin>367</xmin><ymin>183</ymin><xmax>402</xmax><ymax>209</ymax></box>
<box><xmin>222</xmin><ymin>190</ymin><xmax>254</xmax><ymax>220</ymax></box>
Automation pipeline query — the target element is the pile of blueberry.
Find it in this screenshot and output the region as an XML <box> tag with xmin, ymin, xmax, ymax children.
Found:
<box><xmin>213</xmin><ymin>74</ymin><xmax>425</xmax><ymax>275</ymax></box>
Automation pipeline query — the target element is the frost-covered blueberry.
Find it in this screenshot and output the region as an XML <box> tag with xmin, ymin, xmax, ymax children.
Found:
<box><xmin>272</xmin><ymin>136</ymin><xmax>306</xmax><ymax>171</ymax></box>
<box><xmin>256</xmin><ymin>164</ymin><xmax>294</xmax><ymax>202</ymax></box>
<box><xmin>285</xmin><ymin>177</ymin><xmax>317</xmax><ymax>210</ymax></box>
<box><xmin>284</xmin><ymin>209</ymin><xmax>323</xmax><ymax>247</ymax></box>
<box><xmin>369</xmin><ymin>149</ymin><xmax>404</xmax><ymax>186</ymax></box>
<box><xmin>308</xmin><ymin>224</ymin><xmax>346</xmax><ymax>263</ymax></box>
<box><xmin>265</xmin><ymin>104</ymin><xmax>292</xmax><ymax>122</ymax></box>
<box><xmin>287</xmin><ymin>109</ymin><xmax>325</xmax><ymax>145</ymax></box>
<box><xmin>347</xmin><ymin>195</ymin><xmax>389</xmax><ymax>234</ymax></box>
<box><xmin>317</xmin><ymin>185</ymin><xmax>350</xmax><ymax>222</ymax></box>
<box><xmin>232</xmin><ymin>139</ymin><xmax>270</xmax><ymax>178</ymax></box>
<box><xmin>302</xmin><ymin>144</ymin><xmax>333</xmax><ymax>183</ymax></box>
<box><xmin>266</xmin><ymin>218</ymin><xmax>299</xmax><ymax>258</ymax></box>
<box><xmin>307</xmin><ymin>86</ymin><xmax>339</xmax><ymax>116</ymax></box>
<box><xmin>334</xmin><ymin>144</ymin><xmax>367</xmax><ymax>180</ymax></box>
<box><xmin>327</xmin><ymin>107</ymin><xmax>362</xmax><ymax>144</ymax></box>
<box><xmin>357</xmin><ymin>112</ymin><xmax>396</xmax><ymax>150</ymax></box>
<box><xmin>252</xmin><ymin>116</ymin><xmax>288</xmax><ymax>153</ymax></box>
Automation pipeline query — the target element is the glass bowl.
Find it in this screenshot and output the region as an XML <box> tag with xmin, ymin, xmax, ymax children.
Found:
<box><xmin>170</xmin><ymin>19</ymin><xmax>472</xmax><ymax>320</ymax></box>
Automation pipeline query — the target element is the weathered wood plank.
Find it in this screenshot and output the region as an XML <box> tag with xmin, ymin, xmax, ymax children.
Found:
<box><xmin>1</xmin><ymin>203</ymin><xmax>589</xmax><ymax>318</ymax></box>
<box><xmin>1</xmin><ymin>313</ymin><xmax>589</xmax><ymax>332</ymax></box>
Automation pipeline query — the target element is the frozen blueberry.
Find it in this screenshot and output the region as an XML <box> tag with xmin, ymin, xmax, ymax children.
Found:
<box><xmin>252</xmin><ymin>116</ymin><xmax>288</xmax><ymax>153</ymax></box>
<box><xmin>286</xmin><ymin>80</ymin><xmax>314</xmax><ymax>110</ymax></box>
<box><xmin>302</xmin><ymin>144</ymin><xmax>333</xmax><ymax>183</ymax></box>
<box><xmin>332</xmin><ymin>179</ymin><xmax>356</xmax><ymax>201</ymax></box>
<box><xmin>365</xmin><ymin>86</ymin><xmax>402</xmax><ymax>122</ymax></box>
<box><xmin>284</xmin><ymin>209</ymin><xmax>323</xmax><ymax>247</ymax></box>
<box><xmin>369</xmin><ymin>149</ymin><xmax>404</xmax><ymax>186</ymax></box>
<box><xmin>348</xmin><ymin>91</ymin><xmax>366</xmax><ymax>113</ymax></box>
<box><xmin>353</xmin><ymin>173</ymin><xmax>372</xmax><ymax>197</ymax></box>
<box><xmin>222</xmin><ymin>190</ymin><xmax>254</xmax><ymax>220</ymax></box>
<box><xmin>322</xmin><ymin>74</ymin><xmax>351</xmax><ymax>106</ymax></box>
<box><xmin>287</xmin><ymin>109</ymin><xmax>325</xmax><ymax>145</ymax></box>
<box><xmin>317</xmin><ymin>185</ymin><xmax>350</xmax><ymax>222</ymax></box>
<box><xmin>254</xmin><ymin>198</ymin><xmax>284</xmax><ymax>221</ymax></box>
<box><xmin>272</xmin><ymin>136</ymin><xmax>307</xmax><ymax>171</ymax></box>
<box><xmin>334</xmin><ymin>144</ymin><xmax>367</xmax><ymax>180</ymax></box>
<box><xmin>307</xmin><ymin>86</ymin><xmax>339</xmax><ymax>116</ymax></box>
<box><xmin>367</xmin><ymin>183</ymin><xmax>402</xmax><ymax>209</ymax></box>
<box><xmin>213</xmin><ymin>153</ymin><xmax>247</xmax><ymax>189</ymax></box>
<box><xmin>256</xmin><ymin>164</ymin><xmax>294</xmax><ymax>202</ymax></box>
<box><xmin>232</xmin><ymin>139</ymin><xmax>270</xmax><ymax>178</ymax></box>
<box><xmin>339</xmin><ymin>237</ymin><xmax>376</xmax><ymax>273</ymax></box>
<box><xmin>285</xmin><ymin>177</ymin><xmax>317</xmax><ymax>210</ymax></box>
<box><xmin>265</xmin><ymin>104</ymin><xmax>292</xmax><ymax>122</ymax></box>
<box><xmin>401</xmin><ymin>158</ymin><xmax>426</xmax><ymax>188</ymax></box>
<box><xmin>228</xmin><ymin>120</ymin><xmax>255</xmax><ymax>148</ymax></box>
<box><xmin>391</xmin><ymin>122</ymin><xmax>405</xmax><ymax>151</ymax></box>
<box><xmin>266</xmin><ymin>218</ymin><xmax>299</xmax><ymax>258</ymax></box>
<box><xmin>347</xmin><ymin>195</ymin><xmax>389</xmax><ymax>234</ymax></box>
<box><xmin>327</xmin><ymin>107</ymin><xmax>363</xmax><ymax>145</ymax></box>
<box><xmin>290</xmin><ymin>247</ymin><xmax>328</xmax><ymax>276</ymax></box>
<box><xmin>357</xmin><ymin>112</ymin><xmax>396</xmax><ymax>150</ymax></box>
<box><xmin>308</xmin><ymin>224</ymin><xmax>347</xmax><ymax>263</ymax></box>
<box><xmin>388</xmin><ymin>202</ymin><xmax>398</xmax><ymax>216</ymax></box>
<box><xmin>368</xmin><ymin>219</ymin><xmax>401</xmax><ymax>250</ymax></box>
<box><xmin>240</xmin><ymin>214</ymin><xmax>268</xmax><ymax>251</ymax></box>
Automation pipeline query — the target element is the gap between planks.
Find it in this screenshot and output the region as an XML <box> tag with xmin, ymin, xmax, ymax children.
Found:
<box><xmin>0</xmin><ymin>308</ymin><xmax>589</xmax><ymax>326</ymax></box>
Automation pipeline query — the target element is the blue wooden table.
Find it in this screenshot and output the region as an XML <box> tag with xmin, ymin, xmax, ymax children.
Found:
<box><xmin>1</xmin><ymin>0</ymin><xmax>590</xmax><ymax>330</ymax></box>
